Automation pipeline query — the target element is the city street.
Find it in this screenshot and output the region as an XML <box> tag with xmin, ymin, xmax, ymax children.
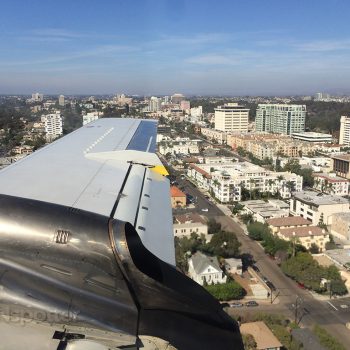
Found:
<box><xmin>166</xmin><ymin>160</ymin><xmax>350</xmax><ymax>348</ymax></box>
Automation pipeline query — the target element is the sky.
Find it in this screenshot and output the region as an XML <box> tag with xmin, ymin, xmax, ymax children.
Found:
<box><xmin>1</xmin><ymin>0</ymin><xmax>350</xmax><ymax>95</ymax></box>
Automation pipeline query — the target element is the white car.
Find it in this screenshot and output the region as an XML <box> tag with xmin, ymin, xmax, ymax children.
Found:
<box><xmin>201</xmin><ymin>208</ymin><xmax>209</xmax><ymax>212</ymax></box>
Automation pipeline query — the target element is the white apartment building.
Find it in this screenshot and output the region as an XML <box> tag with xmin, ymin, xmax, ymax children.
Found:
<box><xmin>159</xmin><ymin>141</ymin><xmax>200</xmax><ymax>155</ymax></box>
<box><xmin>214</xmin><ymin>103</ymin><xmax>249</xmax><ymax>132</ymax></box>
<box><xmin>187</xmin><ymin>161</ymin><xmax>303</xmax><ymax>203</ymax></box>
<box><xmin>42</xmin><ymin>112</ymin><xmax>63</xmax><ymax>141</ymax></box>
<box><xmin>339</xmin><ymin>116</ymin><xmax>350</xmax><ymax>146</ymax></box>
<box><xmin>201</xmin><ymin>128</ymin><xmax>227</xmax><ymax>144</ymax></box>
<box><xmin>148</xmin><ymin>96</ymin><xmax>161</xmax><ymax>112</ymax></box>
<box><xmin>82</xmin><ymin>112</ymin><xmax>102</xmax><ymax>125</ymax></box>
<box><xmin>291</xmin><ymin>131</ymin><xmax>332</xmax><ymax>143</ymax></box>
<box><xmin>290</xmin><ymin>191</ymin><xmax>350</xmax><ymax>226</ymax></box>
<box><xmin>188</xmin><ymin>252</ymin><xmax>227</xmax><ymax>286</ymax></box>
<box><xmin>190</xmin><ymin>106</ymin><xmax>203</xmax><ymax>118</ymax></box>
<box><xmin>255</xmin><ymin>104</ymin><xmax>306</xmax><ymax>135</ymax></box>
<box><xmin>313</xmin><ymin>173</ymin><xmax>349</xmax><ymax>196</ymax></box>
<box><xmin>31</xmin><ymin>92</ymin><xmax>44</xmax><ymax>102</ymax></box>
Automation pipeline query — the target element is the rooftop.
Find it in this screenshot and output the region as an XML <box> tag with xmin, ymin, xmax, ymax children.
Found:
<box><xmin>189</xmin><ymin>164</ymin><xmax>212</xmax><ymax>179</ymax></box>
<box><xmin>266</xmin><ymin>216</ymin><xmax>312</xmax><ymax>227</ymax></box>
<box><xmin>190</xmin><ymin>252</ymin><xmax>221</xmax><ymax>275</ymax></box>
<box><xmin>313</xmin><ymin>172</ymin><xmax>348</xmax><ymax>182</ymax></box>
<box><xmin>279</xmin><ymin>226</ymin><xmax>325</xmax><ymax>238</ymax></box>
<box><xmin>170</xmin><ymin>186</ymin><xmax>186</xmax><ymax>198</ymax></box>
<box><xmin>174</xmin><ymin>212</ymin><xmax>207</xmax><ymax>225</ymax></box>
<box><xmin>325</xmin><ymin>249</ymin><xmax>350</xmax><ymax>267</ymax></box>
<box><xmin>293</xmin><ymin>191</ymin><xmax>349</xmax><ymax>206</ymax></box>
<box><xmin>240</xmin><ymin>321</ymin><xmax>282</xmax><ymax>350</ymax></box>
<box><xmin>332</xmin><ymin>154</ymin><xmax>350</xmax><ymax>161</ymax></box>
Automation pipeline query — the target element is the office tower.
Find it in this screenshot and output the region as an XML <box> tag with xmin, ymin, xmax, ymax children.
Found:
<box><xmin>339</xmin><ymin>116</ymin><xmax>350</xmax><ymax>146</ymax></box>
<box><xmin>58</xmin><ymin>95</ymin><xmax>65</xmax><ymax>106</ymax></box>
<box><xmin>255</xmin><ymin>104</ymin><xmax>306</xmax><ymax>135</ymax></box>
<box><xmin>214</xmin><ymin>103</ymin><xmax>249</xmax><ymax>132</ymax></box>
<box><xmin>190</xmin><ymin>106</ymin><xmax>203</xmax><ymax>118</ymax></box>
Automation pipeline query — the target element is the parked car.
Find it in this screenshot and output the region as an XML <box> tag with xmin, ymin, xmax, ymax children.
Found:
<box><xmin>201</xmin><ymin>208</ymin><xmax>209</xmax><ymax>212</ymax></box>
<box><xmin>220</xmin><ymin>302</ymin><xmax>230</xmax><ymax>308</ymax></box>
<box><xmin>266</xmin><ymin>281</ymin><xmax>276</xmax><ymax>291</ymax></box>
<box><xmin>262</xmin><ymin>276</ymin><xmax>269</xmax><ymax>283</ymax></box>
<box><xmin>297</xmin><ymin>282</ymin><xmax>305</xmax><ymax>289</ymax></box>
<box><xmin>230</xmin><ymin>302</ymin><xmax>244</xmax><ymax>308</ymax></box>
<box><xmin>252</xmin><ymin>265</ymin><xmax>260</xmax><ymax>272</ymax></box>
<box><xmin>245</xmin><ymin>301</ymin><xmax>259</xmax><ymax>307</ymax></box>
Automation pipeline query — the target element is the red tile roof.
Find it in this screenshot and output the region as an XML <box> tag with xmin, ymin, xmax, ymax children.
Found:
<box><xmin>189</xmin><ymin>164</ymin><xmax>212</xmax><ymax>179</ymax></box>
<box><xmin>266</xmin><ymin>216</ymin><xmax>312</xmax><ymax>227</ymax></box>
<box><xmin>279</xmin><ymin>226</ymin><xmax>325</xmax><ymax>238</ymax></box>
<box><xmin>170</xmin><ymin>186</ymin><xmax>186</xmax><ymax>198</ymax></box>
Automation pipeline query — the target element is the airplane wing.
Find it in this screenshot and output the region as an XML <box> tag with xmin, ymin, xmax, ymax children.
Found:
<box><xmin>0</xmin><ymin>118</ymin><xmax>243</xmax><ymax>350</ymax></box>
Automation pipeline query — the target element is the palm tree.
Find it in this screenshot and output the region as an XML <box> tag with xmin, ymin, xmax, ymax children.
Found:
<box><xmin>267</xmin><ymin>179</ymin><xmax>275</xmax><ymax>198</ymax></box>
<box><xmin>249</xmin><ymin>178</ymin><xmax>256</xmax><ymax>200</ymax></box>
<box><xmin>327</xmin><ymin>182</ymin><xmax>335</xmax><ymax>194</ymax></box>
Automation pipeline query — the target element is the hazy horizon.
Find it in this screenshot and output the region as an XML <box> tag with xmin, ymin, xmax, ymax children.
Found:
<box><xmin>1</xmin><ymin>0</ymin><xmax>350</xmax><ymax>95</ymax></box>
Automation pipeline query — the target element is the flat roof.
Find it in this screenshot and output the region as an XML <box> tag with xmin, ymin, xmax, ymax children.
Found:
<box><xmin>293</xmin><ymin>191</ymin><xmax>349</xmax><ymax>206</ymax></box>
<box><xmin>292</xmin><ymin>132</ymin><xmax>332</xmax><ymax>137</ymax></box>
<box><xmin>325</xmin><ymin>249</ymin><xmax>350</xmax><ymax>267</ymax></box>
<box><xmin>332</xmin><ymin>154</ymin><xmax>350</xmax><ymax>161</ymax></box>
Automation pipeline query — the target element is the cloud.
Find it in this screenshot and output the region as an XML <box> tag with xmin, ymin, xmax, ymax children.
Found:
<box><xmin>295</xmin><ymin>39</ymin><xmax>350</xmax><ymax>52</ymax></box>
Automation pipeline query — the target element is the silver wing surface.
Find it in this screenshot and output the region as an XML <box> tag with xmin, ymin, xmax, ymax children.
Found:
<box><xmin>0</xmin><ymin>118</ymin><xmax>243</xmax><ymax>350</ymax></box>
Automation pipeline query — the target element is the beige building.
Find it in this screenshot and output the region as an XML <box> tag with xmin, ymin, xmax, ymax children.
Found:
<box><xmin>201</xmin><ymin>128</ymin><xmax>227</xmax><ymax>144</ymax></box>
<box><xmin>290</xmin><ymin>191</ymin><xmax>350</xmax><ymax>225</ymax></box>
<box><xmin>339</xmin><ymin>115</ymin><xmax>350</xmax><ymax>146</ymax></box>
<box><xmin>214</xmin><ymin>103</ymin><xmax>249</xmax><ymax>132</ymax></box>
<box><xmin>332</xmin><ymin>154</ymin><xmax>350</xmax><ymax>179</ymax></box>
<box><xmin>173</xmin><ymin>213</ymin><xmax>208</xmax><ymax>238</ymax></box>
<box><xmin>331</xmin><ymin>212</ymin><xmax>350</xmax><ymax>240</ymax></box>
<box><xmin>277</xmin><ymin>226</ymin><xmax>329</xmax><ymax>252</ymax></box>
<box><xmin>266</xmin><ymin>216</ymin><xmax>312</xmax><ymax>234</ymax></box>
<box><xmin>240</xmin><ymin>322</ymin><xmax>282</xmax><ymax>350</ymax></box>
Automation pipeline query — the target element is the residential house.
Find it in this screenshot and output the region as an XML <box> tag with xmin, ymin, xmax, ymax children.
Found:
<box><xmin>188</xmin><ymin>252</ymin><xmax>227</xmax><ymax>286</ymax></box>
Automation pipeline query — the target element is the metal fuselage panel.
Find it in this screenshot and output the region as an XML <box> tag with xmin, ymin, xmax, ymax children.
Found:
<box><xmin>0</xmin><ymin>194</ymin><xmax>138</xmax><ymax>344</ymax></box>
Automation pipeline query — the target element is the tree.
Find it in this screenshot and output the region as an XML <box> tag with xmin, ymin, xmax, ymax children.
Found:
<box><xmin>205</xmin><ymin>281</ymin><xmax>245</xmax><ymax>301</ymax></box>
<box><xmin>283</xmin><ymin>159</ymin><xmax>301</xmax><ymax>174</ymax></box>
<box><xmin>247</xmin><ymin>222</ymin><xmax>270</xmax><ymax>241</ymax></box>
<box><xmin>206</xmin><ymin>230</ymin><xmax>241</xmax><ymax>258</ymax></box>
<box><xmin>313</xmin><ymin>325</ymin><xmax>346</xmax><ymax>350</ymax></box>
<box><xmin>309</xmin><ymin>243</ymin><xmax>319</xmax><ymax>254</ymax></box>
<box><xmin>207</xmin><ymin>219</ymin><xmax>222</xmax><ymax>234</ymax></box>
<box><xmin>242</xmin><ymin>334</ymin><xmax>257</xmax><ymax>350</ymax></box>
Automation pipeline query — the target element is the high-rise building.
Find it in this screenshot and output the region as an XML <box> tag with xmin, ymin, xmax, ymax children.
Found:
<box><xmin>314</xmin><ymin>92</ymin><xmax>330</xmax><ymax>101</ymax></box>
<box><xmin>190</xmin><ymin>106</ymin><xmax>203</xmax><ymax>118</ymax></box>
<box><xmin>58</xmin><ymin>95</ymin><xmax>65</xmax><ymax>106</ymax></box>
<box><xmin>42</xmin><ymin>112</ymin><xmax>63</xmax><ymax>141</ymax></box>
<box><xmin>148</xmin><ymin>96</ymin><xmax>161</xmax><ymax>112</ymax></box>
<box><xmin>339</xmin><ymin>116</ymin><xmax>350</xmax><ymax>146</ymax></box>
<box><xmin>214</xmin><ymin>103</ymin><xmax>249</xmax><ymax>132</ymax></box>
<box><xmin>255</xmin><ymin>104</ymin><xmax>306</xmax><ymax>135</ymax></box>
<box><xmin>31</xmin><ymin>92</ymin><xmax>44</xmax><ymax>102</ymax></box>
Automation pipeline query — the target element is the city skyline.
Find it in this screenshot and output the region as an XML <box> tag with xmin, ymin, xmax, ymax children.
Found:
<box><xmin>1</xmin><ymin>0</ymin><xmax>350</xmax><ymax>95</ymax></box>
